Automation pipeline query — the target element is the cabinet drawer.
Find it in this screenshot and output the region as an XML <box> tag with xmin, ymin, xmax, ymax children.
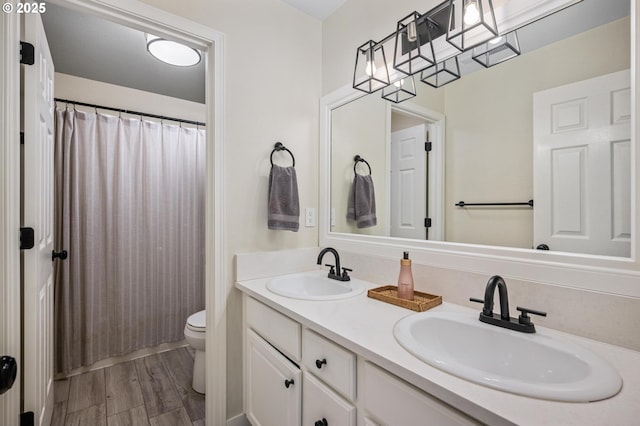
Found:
<box><xmin>362</xmin><ymin>362</ymin><xmax>480</xmax><ymax>426</ymax></box>
<box><xmin>246</xmin><ymin>297</ymin><xmax>301</xmax><ymax>362</ymax></box>
<box><xmin>303</xmin><ymin>373</ymin><xmax>355</xmax><ymax>426</ymax></box>
<box><xmin>302</xmin><ymin>328</ymin><xmax>356</xmax><ymax>401</ymax></box>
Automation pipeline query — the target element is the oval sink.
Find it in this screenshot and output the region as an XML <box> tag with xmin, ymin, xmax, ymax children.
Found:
<box><xmin>266</xmin><ymin>270</ymin><xmax>366</xmax><ymax>301</ymax></box>
<box><xmin>393</xmin><ymin>311</ymin><xmax>622</xmax><ymax>402</ymax></box>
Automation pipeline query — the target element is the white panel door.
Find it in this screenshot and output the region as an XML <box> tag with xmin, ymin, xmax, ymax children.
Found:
<box><xmin>21</xmin><ymin>13</ymin><xmax>55</xmax><ymax>426</ymax></box>
<box><xmin>390</xmin><ymin>124</ymin><xmax>427</xmax><ymax>239</ymax></box>
<box><xmin>533</xmin><ymin>70</ymin><xmax>631</xmax><ymax>257</ymax></box>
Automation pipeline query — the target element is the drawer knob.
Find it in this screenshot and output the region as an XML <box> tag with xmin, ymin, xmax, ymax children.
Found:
<box><xmin>315</xmin><ymin>418</ymin><xmax>328</xmax><ymax>426</ymax></box>
<box><xmin>284</xmin><ymin>379</ymin><xmax>295</xmax><ymax>389</ymax></box>
<box><xmin>315</xmin><ymin>358</ymin><xmax>327</xmax><ymax>369</ymax></box>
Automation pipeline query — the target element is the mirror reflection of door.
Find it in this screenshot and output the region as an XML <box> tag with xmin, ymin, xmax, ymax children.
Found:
<box><xmin>533</xmin><ymin>69</ymin><xmax>631</xmax><ymax>257</ymax></box>
<box><xmin>390</xmin><ymin>117</ymin><xmax>427</xmax><ymax>239</ymax></box>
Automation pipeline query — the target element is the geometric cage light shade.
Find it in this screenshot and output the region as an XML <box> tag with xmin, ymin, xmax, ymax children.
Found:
<box><xmin>353</xmin><ymin>40</ymin><xmax>390</xmax><ymax>94</ymax></box>
<box><xmin>420</xmin><ymin>56</ymin><xmax>461</xmax><ymax>88</ymax></box>
<box><xmin>446</xmin><ymin>0</ymin><xmax>498</xmax><ymax>52</ymax></box>
<box><xmin>393</xmin><ymin>11</ymin><xmax>436</xmax><ymax>76</ymax></box>
<box><xmin>472</xmin><ymin>31</ymin><xmax>521</xmax><ymax>68</ymax></box>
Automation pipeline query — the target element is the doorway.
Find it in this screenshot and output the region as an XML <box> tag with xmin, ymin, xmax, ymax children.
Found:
<box><xmin>0</xmin><ymin>1</ymin><xmax>225</xmax><ymax>424</ymax></box>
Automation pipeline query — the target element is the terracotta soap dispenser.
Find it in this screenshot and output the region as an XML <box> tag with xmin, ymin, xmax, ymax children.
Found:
<box><xmin>397</xmin><ymin>251</ymin><xmax>414</xmax><ymax>300</ymax></box>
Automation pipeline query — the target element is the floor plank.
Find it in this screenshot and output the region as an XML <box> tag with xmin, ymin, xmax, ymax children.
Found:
<box><xmin>191</xmin><ymin>419</ymin><xmax>206</xmax><ymax>426</ymax></box>
<box><xmin>64</xmin><ymin>403</ymin><xmax>107</xmax><ymax>426</ymax></box>
<box><xmin>159</xmin><ymin>348</ymin><xmax>205</xmax><ymax>421</ymax></box>
<box><xmin>135</xmin><ymin>353</ymin><xmax>183</xmax><ymax>418</ymax></box>
<box><xmin>149</xmin><ymin>407</ymin><xmax>193</xmax><ymax>426</ymax></box>
<box><xmin>50</xmin><ymin>401</ymin><xmax>67</xmax><ymax>426</ymax></box>
<box><xmin>107</xmin><ymin>406</ymin><xmax>151</xmax><ymax>426</ymax></box>
<box><xmin>105</xmin><ymin>360</ymin><xmax>145</xmax><ymax>416</ymax></box>
<box><xmin>66</xmin><ymin>369</ymin><xmax>106</xmax><ymax>414</ymax></box>
<box><xmin>54</xmin><ymin>378</ymin><xmax>71</xmax><ymax>403</ymax></box>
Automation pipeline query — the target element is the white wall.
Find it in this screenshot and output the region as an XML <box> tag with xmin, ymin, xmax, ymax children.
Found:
<box><xmin>137</xmin><ymin>0</ymin><xmax>322</xmax><ymax>418</ymax></box>
<box><xmin>54</xmin><ymin>72</ymin><xmax>206</xmax><ymax>122</ymax></box>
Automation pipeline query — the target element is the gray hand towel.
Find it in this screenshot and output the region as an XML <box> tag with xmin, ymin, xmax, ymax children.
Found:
<box><xmin>347</xmin><ymin>174</ymin><xmax>377</xmax><ymax>229</ymax></box>
<box><xmin>268</xmin><ymin>165</ymin><xmax>300</xmax><ymax>231</ymax></box>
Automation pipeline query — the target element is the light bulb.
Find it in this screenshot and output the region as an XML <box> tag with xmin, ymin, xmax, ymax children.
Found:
<box><xmin>365</xmin><ymin>60</ymin><xmax>377</xmax><ymax>77</ymax></box>
<box><xmin>489</xmin><ymin>36</ymin><xmax>503</xmax><ymax>45</ymax></box>
<box><xmin>463</xmin><ymin>1</ymin><xmax>480</xmax><ymax>26</ymax></box>
<box><xmin>394</xmin><ymin>79</ymin><xmax>404</xmax><ymax>88</ymax></box>
<box><xmin>407</xmin><ymin>21</ymin><xmax>417</xmax><ymax>43</ymax></box>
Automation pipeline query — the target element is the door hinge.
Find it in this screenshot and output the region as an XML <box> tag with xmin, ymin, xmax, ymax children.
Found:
<box><xmin>424</xmin><ymin>218</ymin><xmax>432</xmax><ymax>228</ymax></box>
<box><xmin>425</xmin><ymin>142</ymin><xmax>432</xmax><ymax>152</ymax></box>
<box><xmin>20</xmin><ymin>227</ymin><xmax>34</xmax><ymax>250</ymax></box>
<box><xmin>20</xmin><ymin>412</ymin><xmax>34</xmax><ymax>426</ymax></box>
<box><xmin>20</xmin><ymin>131</ymin><xmax>24</xmax><ymax>145</ymax></box>
<box><xmin>20</xmin><ymin>42</ymin><xmax>35</xmax><ymax>65</ymax></box>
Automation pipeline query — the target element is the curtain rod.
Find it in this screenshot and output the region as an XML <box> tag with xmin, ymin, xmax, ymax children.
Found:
<box><xmin>54</xmin><ymin>98</ymin><xmax>206</xmax><ymax>127</ymax></box>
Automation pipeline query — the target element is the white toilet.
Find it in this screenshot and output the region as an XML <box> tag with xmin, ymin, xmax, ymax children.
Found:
<box><xmin>184</xmin><ymin>310</ymin><xmax>206</xmax><ymax>394</ymax></box>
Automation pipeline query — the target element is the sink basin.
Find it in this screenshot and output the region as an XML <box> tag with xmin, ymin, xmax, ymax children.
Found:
<box><xmin>266</xmin><ymin>270</ymin><xmax>366</xmax><ymax>301</ymax></box>
<box><xmin>393</xmin><ymin>310</ymin><xmax>622</xmax><ymax>402</ymax></box>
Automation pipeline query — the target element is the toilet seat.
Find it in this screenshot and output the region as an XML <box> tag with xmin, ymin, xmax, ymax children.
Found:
<box><xmin>186</xmin><ymin>310</ymin><xmax>206</xmax><ymax>332</ymax></box>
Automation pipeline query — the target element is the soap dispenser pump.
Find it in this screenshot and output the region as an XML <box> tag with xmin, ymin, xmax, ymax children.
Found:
<box><xmin>397</xmin><ymin>251</ymin><xmax>414</xmax><ymax>300</ymax></box>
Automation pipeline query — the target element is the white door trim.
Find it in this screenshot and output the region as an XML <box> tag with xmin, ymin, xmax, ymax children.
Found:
<box><xmin>2</xmin><ymin>1</ymin><xmax>227</xmax><ymax>424</ymax></box>
<box><xmin>0</xmin><ymin>2</ymin><xmax>22</xmax><ymax>423</ymax></box>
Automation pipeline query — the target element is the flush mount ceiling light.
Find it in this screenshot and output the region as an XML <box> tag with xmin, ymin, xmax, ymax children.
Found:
<box><xmin>446</xmin><ymin>0</ymin><xmax>498</xmax><ymax>52</ymax></box>
<box><xmin>472</xmin><ymin>31</ymin><xmax>521</xmax><ymax>67</ymax></box>
<box><xmin>145</xmin><ymin>34</ymin><xmax>201</xmax><ymax>67</ymax></box>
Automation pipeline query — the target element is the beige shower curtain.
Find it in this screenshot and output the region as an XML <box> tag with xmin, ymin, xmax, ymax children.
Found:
<box><xmin>53</xmin><ymin>108</ymin><xmax>206</xmax><ymax>374</ymax></box>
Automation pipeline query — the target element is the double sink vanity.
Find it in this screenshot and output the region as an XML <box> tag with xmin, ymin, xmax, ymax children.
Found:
<box><xmin>236</xmin><ymin>249</ymin><xmax>639</xmax><ymax>426</ymax></box>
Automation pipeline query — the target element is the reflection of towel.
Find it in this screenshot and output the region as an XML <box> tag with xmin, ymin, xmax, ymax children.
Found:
<box><xmin>347</xmin><ymin>174</ymin><xmax>377</xmax><ymax>228</ymax></box>
<box><xmin>268</xmin><ymin>165</ymin><xmax>300</xmax><ymax>231</ymax></box>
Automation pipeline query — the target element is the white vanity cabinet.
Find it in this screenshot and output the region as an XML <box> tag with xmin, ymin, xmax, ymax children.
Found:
<box><xmin>244</xmin><ymin>295</ymin><xmax>478</xmax><ymax>426</ymax></box>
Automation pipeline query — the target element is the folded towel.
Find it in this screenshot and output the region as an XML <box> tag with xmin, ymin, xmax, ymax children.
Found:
<box><xmin>268</xmin><ymin>165</ymin><xmax>300</xmax><ymax>231</ymax></box>
<box><xmin>347</xmin><ymin>174</ymin><xmax>377</xmax><ymax>229</ymax></box>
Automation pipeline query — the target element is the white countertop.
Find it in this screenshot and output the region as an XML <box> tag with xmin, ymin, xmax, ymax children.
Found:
<box><xmin>236</xmin><ymin>271</ymin><xmax>640</xmax><ymax>426</ymax></box>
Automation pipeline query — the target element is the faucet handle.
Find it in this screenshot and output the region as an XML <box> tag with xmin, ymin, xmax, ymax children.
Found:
<box><xmin>340</xmin><ymin>267</ymin><xmax>352</xmax><ymax>281</ymax></box>
<box><xmin>469</xmin><ymin>297</ymin><xmax>484</xmax><ymax>304</ymax></box>
<box><xmin>516</xmin><ymin>306</ymin><xmax>547</xmax><ymax>325</ymax></box>
<box><xmin>324</xmin><ymin>264</ymin><xmax>336</xmax><ymax>274</ymax></box>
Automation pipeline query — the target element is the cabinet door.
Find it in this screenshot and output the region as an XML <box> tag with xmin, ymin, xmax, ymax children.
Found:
<box><xmin>361</xmin><ymin>362</ymin><xmax>480</xmax><ymax>426</ymax></box>
<box><xmin>303</xmin><ymin>373</ymin><xmax>356</xmax><ymax>426</ymax></box>
<box><xmin>246</xmin><ymin>329</ymin><xmax>301</xmax><ymax>426</ymax></box>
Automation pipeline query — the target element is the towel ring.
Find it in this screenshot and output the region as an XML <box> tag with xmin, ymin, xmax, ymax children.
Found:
<box><xmin>270</xmin><ymin>142</ymin><xmax>295</xmax><ymax>167</ymax></box>
<box><xmin>353</xmin><ymin>155</ymin><xmax>372</xmax><ymax>175</ymax></box>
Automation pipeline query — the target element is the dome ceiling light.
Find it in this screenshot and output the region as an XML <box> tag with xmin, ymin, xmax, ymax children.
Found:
<box><xmin>145</xmin><ymin>34</ymin><xmax>201</xmax><ymax>67</ymax></box>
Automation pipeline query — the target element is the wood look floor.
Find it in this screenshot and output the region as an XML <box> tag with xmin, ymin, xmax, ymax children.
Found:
<box><xmin>51</xmin><ymin>347</ymin><xmax>205</xmax><ymax>426</ymax></box>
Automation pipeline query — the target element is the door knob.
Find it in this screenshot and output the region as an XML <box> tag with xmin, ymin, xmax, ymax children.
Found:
<box><xmin>52</xmin><ymin>249</ymin><xmax>68</xmax><ymax>261</ymax></box>
<box><xmin>0</xmin><ymin>355</ymin><xmax>17</xmax><ymax>395</ymax></box>
<box><xmin>536</xmin><ymin>244</ymin><xmax>550</xmax><ymax>251</ymax></box>
<box><xmin>315</xmin><ymin>419</ymin><xmax>328</xmax><ymax>426</ymax></box>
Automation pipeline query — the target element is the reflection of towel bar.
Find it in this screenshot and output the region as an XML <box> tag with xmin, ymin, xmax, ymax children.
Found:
<box><xmin>353</xmin><ymin>155</ymin><xmax>372</xmax><ymax>175</ymax></box>
<box><xmin>270</xmin><ymin>142</ymin><xmax>295</xmax><ymax>167</ymax></box>
<box><xmin>455</xmin><ymin>200</ymin><xmax>534</xmax><ymax>207</ymax></box>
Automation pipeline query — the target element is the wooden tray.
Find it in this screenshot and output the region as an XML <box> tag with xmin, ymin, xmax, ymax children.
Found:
<box><xmin>367</xmin><ymin>285</ymin><xmax>442</xmax><ymax>312</ymax></box>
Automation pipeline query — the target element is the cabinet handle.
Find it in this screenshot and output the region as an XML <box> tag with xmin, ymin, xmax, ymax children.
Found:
<box><xmin>315</xmin><ymin>358</ymin><xmax>327</xmax><ymax>369</ymax></box>
<box><xmin>315</xmin><ymin>418</ymin><xmax>328</xmax><ymax>426</ymax></box>
<box><xmin>284</xmin><ymin>379</ymin><xmax>294</xmax><ymax>389</ymax></box>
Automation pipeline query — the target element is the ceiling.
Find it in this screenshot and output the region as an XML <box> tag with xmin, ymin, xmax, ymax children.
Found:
<box><xmin>41</xmin><ymin>0</ymin><xmax>628</xmax><ymax>105</ymax></box>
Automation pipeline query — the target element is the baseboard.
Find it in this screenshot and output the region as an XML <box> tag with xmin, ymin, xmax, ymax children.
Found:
<box><xmin>227</xmin><ymin>413</ymin><xmax>250</xmax><ymax>426</ymax></box>
<box><xmin>55</xmin><ymin>340</ymin><xmax>190</xmax><ymax>379</ymax></box>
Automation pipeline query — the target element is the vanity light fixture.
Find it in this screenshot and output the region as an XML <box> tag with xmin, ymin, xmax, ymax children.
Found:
<box><xmin>420</xmin><ymin>56</ymin><xmax>461</xmax><ymax>88</ymax></box>
<box><xmin>446</xmin><ymin>0</ymin><xmax>498</xmax><ymax>52</ymax></box>
<box><xmin>393</xmin><ymin>11</ymin><xmax>437</xmax><ymax>76</ymax></box>
<box><xmin>472</xmin><ymin>31</ymin><xmax>521</xmax><ymax>67</ymax></box>
<box><xmin>353</xmin><ymin>40</ymin><xmax>390</xmax><ymax>93</ymax></box>
<box><xmin>145</xmin><ymin>33</ymin><xmax>201</xmax><ymax>67</ymax></box>
<box><xmin>382</xmin><ymin>75</ymin><xmax>417</xmax><ymax>103</ymax></box>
